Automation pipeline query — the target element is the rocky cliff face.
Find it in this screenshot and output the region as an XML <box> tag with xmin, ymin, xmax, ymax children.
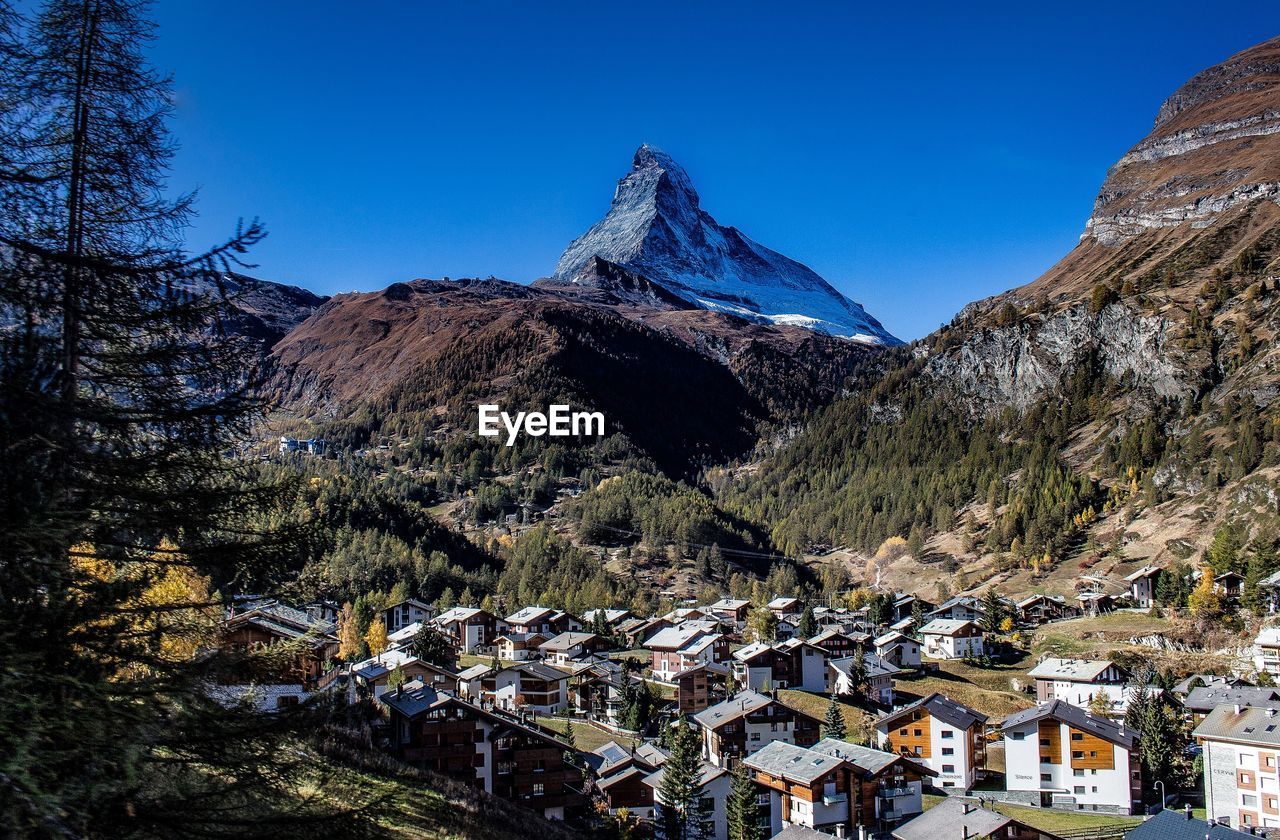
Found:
<box><xmin>925</xmin><ymin>36</ymin><xmax>1280</xmax><ymax>415</ymax></box>
<box><xmin>1084</xmin><ymin>36</ymin><xmax>1280</xmax><ymax>246</ymax></box>
<box><xmin>547</xmin><ymin>144</ymin><xmax>899</xmax><ymax>345</ymax></box>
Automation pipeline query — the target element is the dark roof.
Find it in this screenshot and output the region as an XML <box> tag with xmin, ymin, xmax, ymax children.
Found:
<box><xmin>879</xmin><ymin>692</ymin><xmax>988</xmax><ymax>731</ymax></box>
<box><xmin>1124</xmin><ymin>808</ymin><xmax>1257</xmax><ymax>840</ymax></box>
<box><xmin>891</xmin><ymin>798</ymin><xmax>1015</xmax><ymax>840</ymax></box>
<box><xmin>1002</xmin><ymin>699</ymin><xmax>1134</xmax><ymax>748</ymax></box>
<box><xmin>1183</xmin><ymin>685</ymin><xmax>1280</xmax><ymax>713</ymax></box>
<box><xmin>744</xmin><ymin>740</ymin><xmax>848</xmax><ymax>784</ymax></box>
<box><xmin>378</xmin><ymin>680</ymin><xmax>572</xmax><ymax>751</ymax></box>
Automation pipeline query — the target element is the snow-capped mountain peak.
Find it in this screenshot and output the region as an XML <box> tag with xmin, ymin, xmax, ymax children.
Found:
<box><xmin>551</xmin><ymin>144</ymin><xmax>900</xmax><ymax>345</ymax></box>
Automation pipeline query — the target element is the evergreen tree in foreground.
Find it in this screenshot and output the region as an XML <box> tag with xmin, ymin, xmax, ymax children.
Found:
<box><xmin>0</xmin><ymin>0</ymin><xmax>368</xmax><ymax>834</ymax></box>
<box><xmin>725</xmin><ymin>762</ymin><xmax>761</xmax><ymax>840</ymax></box>
<box><xmin>658</xmin><ymin>716</ymin><xmax>707</xmax><ymax>840</ymax></box>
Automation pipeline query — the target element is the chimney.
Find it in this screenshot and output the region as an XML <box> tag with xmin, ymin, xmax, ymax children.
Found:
<box><xmin>1186</xmin><ymin>803</ymin><xmax>1193</xmax><ymax>820</ymax></box>
<box><xmin>1236</xmin><ymin>703</ymin><xmax>1243</xmax><ymax>714</ymax></box>
<box><xmin>962</xmin><ymin>802</ymin><xmax>974</xmax><ymax>814</ymax></box>
<box><xmin>835</xmin><ymin>826</ymin><xmax>846</xmax><ymax>839</ymax></box>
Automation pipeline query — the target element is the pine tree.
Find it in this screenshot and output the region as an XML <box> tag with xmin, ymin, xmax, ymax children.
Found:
<box><xmin>658</xmin><ymin>716</ymin><xmax>707</xmax><ymax>840</ymax></box>
<box><xmin>563</xmin><ymin>718</ymin><xmax>576</xmax><ymax>749</ymax></box>
<box><xmin>980</xmin><ymin>587</ymin><xmax>1005</xmax><ymax>633</ymax></box>
<box><xmin>0</xmin><ymin>0</ymin><xmax>366</xmax><ymax>833</ymax></box>
<box><xmin>725</xmin><ymin>762</ymin><xmax>760</xmax><ymax>840</ymax></box>
<box><xmin>409</xmin><ymin>623</ymin><xmax>458</xmax><ymax>669</ymax></box>
<box><xmin>797</xmin><ymin>605</ymin><xmax>817</xmax><ymax>639</ymax></box>
<box><xmin>822</xmin><ymin>694</ymin><xmax>848</xmax><ymax>740</ymax></box>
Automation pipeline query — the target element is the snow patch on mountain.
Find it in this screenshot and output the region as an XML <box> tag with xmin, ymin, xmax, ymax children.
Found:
<box><xmin>551</xmin><ymin>145</ymin><xmax>900</xmax><ymax>345</ymax></box>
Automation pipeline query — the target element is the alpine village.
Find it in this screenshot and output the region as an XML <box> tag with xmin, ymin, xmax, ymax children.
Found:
<box><xmin>7</xmin><ymin>3</ymin><xmax>1280</xmax><ymax>840</ymax></box>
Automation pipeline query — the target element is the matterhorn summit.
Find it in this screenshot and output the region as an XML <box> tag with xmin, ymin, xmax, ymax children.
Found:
<box><xmin>550</xmin><ymin>145</ymin><xmax>899</xmax><ymax>345</ymax></box>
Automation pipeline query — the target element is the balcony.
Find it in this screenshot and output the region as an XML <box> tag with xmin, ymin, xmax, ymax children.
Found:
<box><xmin>822</xmin><ymin>792</ymin><xmax>848</xmax><ymax>806</ymax></box>
<box><xmin>879</xmin><ymin>786</ymin><xmax>913</xmax><ymax>799</ymax></box>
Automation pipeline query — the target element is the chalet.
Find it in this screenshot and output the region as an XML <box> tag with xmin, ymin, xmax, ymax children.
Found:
<box><xmin>569</xmin><ymin>661</ymin><xmax>630</xmax><ymax>725</ymax></box>
<box><xmin>693</xmin><ymin>689</ymin><xmax>822</xmax><ymax>767</ymax></box>
<box><xmin>1123</xmin><ymin>566</ymin><xmax>1162</xmax><ymax>609</ymax></box>
<box><xmin>1076</xmin><ymin>591</ymin><xmax>1114</xmax><ymax>616</ymax></box>
<box><xmin>480</xmin><ymin>662</ymin><xmax>570</xmax><ymax>714</ymax></box>
<box><xmin>673</xmin><ymin>662</ymin><xmax>729</xmax><ymax>715</ymax></box>
<box><xmin>927</xmin><ymin>596</ymin><xmax>984</xmax><ymax>623</ymax></box>
<box><xmin>387</xmin><ymin>621</ymin><xmax>424</xmax><ymax>649</ymax></box>
<box><xmin>492</xmin><ymin>631</ymin><xmax>548</xmax><ymax>662</ymax></box>
<box><xmin>1256</xmin><ymin>627</ymin><xmax>1280</xmax><ymax>678</ymax></box>
<box><xmin>893</xmin><ymin>797</ymin><xmax>1064</xmax><ymax>840</ymax></box>
<box><xmin>214</xmin><ymin>600</ymin><xmax>340</xmax><ymax>710</ymax></box>
<box><xmin>1027</xmin><ymin>658</ymin><xmax>1132</xmax><ymax>715</ymax></box>
<box><xmin>891</xmin><ymin>594</ymin><xmax>933</xmax><ymax>625</ymax></box>
<box><xmin>503</xmin><ymin>605</ymin><xmax>581</xmax><ymax>636</ymax></box>
<box><xmin>1014</xmin><ymin>594</ymin><xmax>1079</xmax><ymax>626</ymax></box>
<box><xmin>767</xmin><ymin>596</ymin><xmax>802</xmax><ymax>618</ymax></box>
<box><xmin>538</xmin><ymin>631</ymin><xmax>602</xmax><ymax>666</ymax></box>
<box><xmin>732</xmin><ymin>640</ymin><xmax>826</xmax><ymax>693</ymax></box>
<box><xmin>747</xmin><ymin>738</ymin><xmax>935</xmax><ymax>836</ymax></box>
<box><xmin>382</xmin><ymin>598</ymin><xmax>435</xmax><ymax>634</ymax></box>
<box><xmin>350</xmin><ymin>649</ymin><xmax>459</xmax><ymax>699</ymax></box>
<box><xmin>1216</xmin><ymin>571</ymin><xmax>1246</xmax><ymax>600</ymax></box>
<box><xmin>809</xmin><ymin>629</ymin><xmax>865</xmax><ymax>661</ymax></box>
<box><xmin>643</xmin><ymin>761</ymin><xmax>731</xmax><ymax>840</ymax></box>
<box><xmin>619</xmin><ymin>616</ymin><xmax>670</xmax><ymax>648</ymax></box>
<box><xmin>829</xmin><ymin>653</ymin><xmax>899</xmax><ymax>705</ymax></box>
<box><xmin>1172</xmin><ymin>673</ymin><xmax>1249</xmax><ymax>697</ymax></box>
<box><xmin>1000</xmin><ymin>699</ymin><xmax>1141</xmax><ymax>814</ymax></box>
<box><xmin>1259</xmin><ymin>570</ymin><xmax>1280</xmax><ymax>613</ymax></box>
<box><xmin>919</xmin><ymin>619</ymin><xmax>983</xmax><ymax>660</ymax></box>
<box><xmin>875</xmin><ymin>692</ymin><xmax>988</xmax><ymax>791</ymax></box>
<box><xmin>380</xmin><ymin>680</ymin><xmax>582</xmax><ymax>820</ymax></box>
<box><xmin>708</xmin><ymin>598</ymin><xmax>753</xmax><ymax>625</ymax></box>
<box><xmin>1194</xmin><ymin>704</ymin><xmax>1280</xmax><ymax>831</ymax></box>
<box><xmin>585</xmin><ymin>740</ymin><xmax>667</xmax><ymax>820</ymax></box>
<box><xmin>873</xmin><ymin>631</ymin><xmax>921</xmax><ymax>669</ymax></box>
<box><xmin>645</xmin><ymin>622</ymin><xmax>728</xmax><ymax>682</ymax></box>
<box><xmin>775</xmin><ymin>615</ymin><xmax>800</xmax><ymax>641</ymax></box>
<box><xmin>433</xmin><ymin>607</ymin><xmax>498</xmax><ymax>653</ymax></box>
<box><xmin>581</xmin><ymin>608</ymin><xmax>632</xmax><ymax>628</ymax></box>
<box><xmin>456</xmin><ymin>663</ymin><xmax>492</xmax><ymax>702</ymax></box>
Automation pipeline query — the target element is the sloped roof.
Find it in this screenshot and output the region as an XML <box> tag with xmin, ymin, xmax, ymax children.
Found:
<box><xmin>1194</xmin><ymin>703</ymin><xmax>1280</xmax><ymax>747</ymax></box>
<box><xmin>1125</xmin><ymin>807</ymin><xmax>1256</xmax><ymax>840</ymax></box>
<box><xmin>919</xmin><ymin>619</ymin><xmax>978</xmax><ymax>636</ymax></box>
<box><xmin>1026</xmin><ymin>657</ymin><xmax>1125</xmax><ymax>683</ymax></box>
<box><xmin>539</xmin><ymin>631</ymin><xmax>598</xmax><ymax>651</ymax></box>
<box><xmin>878</xmin><ymin>692</ymin><xmax>988</xmax><ymax>731</ymax></box>
<box><xmin>505</xmin><ymin>605</ymin><xmax>556</xmax><ymax>625</ymax></box>
<box><xmin>891</xmin><ymin>797</ymin><xmax>1012</xmax><ymax>840</ymax></box>
<box><xmin>694</xmin><ymin>690</ymin><xmax>776</xmax><ymax>728</ymax></box>
<box><xmin>1183</xmin><ymin>685</ymin><xmax>1280</xmax><ymax>713</ymax></box>
<box><xmin>810</xmin><ymin>738</ymin><xmax>934</xmax><ymax>777</ymax></box>
<box><xmin>1123</xmin><ymin>564</ymin><xmax>1162</xmax><ymax>582</ymax></box>
<box><xmin>744</xmin><ymin>740</ymin><xmax>847</xmax><ymax>784</ymax></box>
<box><xmin>1002</xmin><ymin>699</ymin><xmax>1134</xmax><ymax>748</ymax></box>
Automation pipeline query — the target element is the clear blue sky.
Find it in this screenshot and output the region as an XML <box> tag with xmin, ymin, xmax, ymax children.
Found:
<box><xmin>147</xmin><ymin>1</ymin><xmax>1278</xmax><ymax>341</ymax></box>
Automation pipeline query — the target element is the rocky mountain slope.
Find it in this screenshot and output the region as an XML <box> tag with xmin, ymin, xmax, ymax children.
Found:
<box><xmin>544</xmin><ymin>144</ymin><xmax>899</xmax><ymax>344</ymax></box>
<box><xmin>725</xmin><ymin>34</ymin><xmax>1280</xmax><ymax>601</ymax></box>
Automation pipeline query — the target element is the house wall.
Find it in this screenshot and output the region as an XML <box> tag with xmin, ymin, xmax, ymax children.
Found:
<box><xmin>1002</xmin><ymin>719</ymin><xmax>1136</xmax><ymax>814</ymax></box>
<box><xmin>1203</xmin><ymin>738</ymin><xmax>1280</xmax><ymax>830</ymax></box>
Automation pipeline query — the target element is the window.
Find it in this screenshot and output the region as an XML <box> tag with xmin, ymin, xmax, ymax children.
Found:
<box><xmin>1244</xmin><ymin>794</ymin><xmax>1259</xmax><ymax>807</ymax></box>
<box><xmin>532</xmin><ymin>783</ymin><xmax>544</xmax><ymax>796</ymax></box>
<box><xmin>1040</xmin><ymin>738</ymin><xmax>1050</xmax><ymax>747</ymax></box>
<box><xmin>942</xmin><ymin>748</ymin><xmax>954</xmax><ymax>756</ymax></box>
<box><xmin>900</xmin><ymin>728</ymin><xmax>908</xmax><ymax>736</ymax></box>
<box><xmin>941</xmin><ymin>730</ymin><xmax>954</xmax><ymax>739</ymax></box>
<box><xmin>914</xmin><ymin>729</ymin><xmax>923</xmax><ymax>737</ymax></box>
<box><xmin>1074</xmin><ymin>786</ymin><xmax>1085</xmax><ymax>795</ymax></box>
<box><xmin>1073</xmin><ymin>770</ymin><xmax>1084</xmax><ymax>777</ymax></box>
<box><xmin>750</xmin><ymin>732</ymin><xmax>760</xmax><ymax>742</ymax></box>
<box><xmin>771</xmin><ymin>722</ymin><xmax>778</xmax><ymax>732</ymax></box>
<box><xmin>942</xmin><ymin>765</ymin><xmax>955</xmax><ymax>773</ymax></box>
<box><xmin>1091</xmin><ymin>786</ymin><xmax>1097</xmax><ymax>793</ymax></box>
<box><xmin>1071</xmin><ymin>733</ymin><xmax>1083</xmax><ymax>741</ymax></box>
<box><xmin>1072</xmin><ymin>751</ymin><xmax>1084</xmax><ymax>760</ymax></box>
<box><xmin>1243</xmin><ymin>773</ymin><xmax>1253</xmax><ymax>785</ymax></box>
<box><xmin>1010</xmin><ymin>731</ymin><xmax>1026</xmax><ymax>741</ymax></box>
<box><xmin>1041</xmin><ymin>774</ymin><xmax>1052</xmax><ymax>783</ymax></box>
